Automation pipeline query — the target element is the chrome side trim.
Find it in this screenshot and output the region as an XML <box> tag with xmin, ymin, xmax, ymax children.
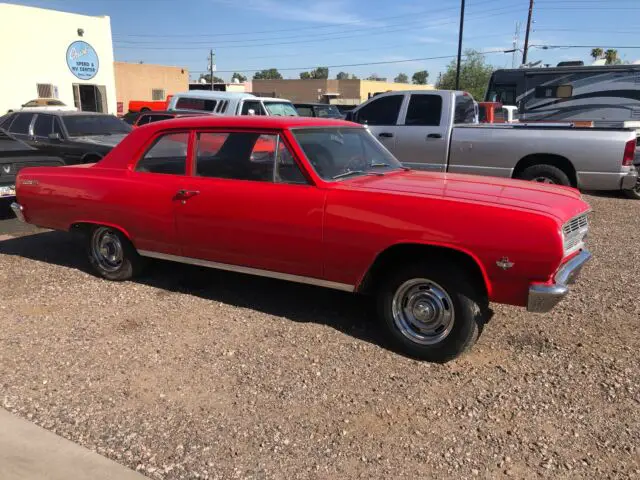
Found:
<box><xmin>10</xmin><ymin>202</ymin><xmax>25</xmax><ymax>223</ymax></box>
<box><xmin>137</xmin><ymin>250</ymin><xmax>355</xmax><ymax>293</ymax></box>
<box><xmin>527</xmin><ymin>249</ymin><xmax>592</xmax><ymax>313</ymax></box>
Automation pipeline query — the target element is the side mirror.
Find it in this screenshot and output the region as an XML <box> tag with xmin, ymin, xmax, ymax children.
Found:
<box><xmin>48</xmin><ymin>132</ymin><xmax>62</xmax><ymax>141</ymax></box>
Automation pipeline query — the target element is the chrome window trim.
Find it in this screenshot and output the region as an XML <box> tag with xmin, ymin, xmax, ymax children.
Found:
<box><xmin>137</xmin><ymin>250</ymin><xmax>355</xmax><ymax>292</ymax></box>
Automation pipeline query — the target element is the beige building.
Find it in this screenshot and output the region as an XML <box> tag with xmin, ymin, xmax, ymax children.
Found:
<box><xmin>114</xmin><ymin>62</ymin><xmax>189</xmax><ymax>114</ymax></box>
<box><xmin>251</xmin><ymin>79</ymin><xmax>434</xmax><ymax>105</ymax></box>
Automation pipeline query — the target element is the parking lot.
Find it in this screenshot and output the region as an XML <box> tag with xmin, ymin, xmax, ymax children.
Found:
<box><xmin>0</xmin><ymin>192</ymin><xmax>638</xmax><ymax>480</ymax></box>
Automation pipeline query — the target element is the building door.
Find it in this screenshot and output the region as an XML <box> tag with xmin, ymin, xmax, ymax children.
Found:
<box><xmin>73</xmin><ymin>84</ymin><xmax>108</xmax><ymax>112</ymax></box>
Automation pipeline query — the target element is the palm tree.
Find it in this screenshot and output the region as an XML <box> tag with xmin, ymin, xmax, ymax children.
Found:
<box><xmin>590</xmin><ymin>48</ymin><xmax>604</xmax><ymax>61</ymax></box>
<box><xmin>604</xmin><ymin>49</ymin><xmax>619</xmax><ymax>65</ymax></box>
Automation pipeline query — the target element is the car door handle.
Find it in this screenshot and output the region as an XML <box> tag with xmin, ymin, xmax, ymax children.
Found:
<box><xmin>378</xmin><ymin>132</ymin><xmax>394</xmax><ymax>138</ymax></box>
<box><xmin>426</xmin><ymin>133</ymin><xmax>442</xmax><ymax>139</ymax></box>
<box><xmin>175</xmin><ymin>189</ymin><xmax>200</xmax><ymax>199</ymax></box>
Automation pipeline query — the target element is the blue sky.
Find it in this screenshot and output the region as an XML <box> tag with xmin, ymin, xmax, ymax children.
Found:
<box><xmin>11</xmin><ymin>0</ymin><xmax>640</xmax><ymax>83</ymax></box>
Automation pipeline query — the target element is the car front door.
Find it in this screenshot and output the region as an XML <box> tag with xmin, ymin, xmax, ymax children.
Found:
<box><xmin>175</xmin><ymin>129</ymin><xmax>325</xmax><ymax>278</ymax></box>
<box><xmin>393</xmin><ymin>93</ymin><xmax>449</xmax><ymax>171</ymax></box>
<box><xmin>351</xmin><ymin>94</ymin><xmax>405</xmax><ymax>153</ymax></box>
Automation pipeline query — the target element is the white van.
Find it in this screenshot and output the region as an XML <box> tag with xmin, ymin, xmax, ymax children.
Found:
<box><xmin>166</xmin><ymin>92</ymin><xmax>299</xmax><ymax>117</ymax></box>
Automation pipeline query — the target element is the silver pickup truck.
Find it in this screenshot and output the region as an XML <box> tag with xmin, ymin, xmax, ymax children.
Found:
<box><xmin>346</xmin><ymin>90</ymin><xmax>639</xmax><ymax>197</ymax></box>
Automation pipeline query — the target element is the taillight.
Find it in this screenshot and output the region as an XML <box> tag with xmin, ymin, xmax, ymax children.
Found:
<box><xmin>623</xmin><ymin>139</ymin><xmax>636</xmax><ymax>166</ymax></box>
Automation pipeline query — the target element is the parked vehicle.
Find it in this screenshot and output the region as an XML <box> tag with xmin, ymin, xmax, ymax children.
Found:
<box><xmin>11</xmin><ymin>116</ymin><xmax>592</xmax><ymax>362</ymax></box>
<box><xmin>167</xmin><ymin>92</ymin><xmax>299</xmax><ymax>117</ymax></box>
<box><xmin>8</xmin><ymin>98</ymin><xmax>77</xmax><ymax>113</ymax></box>
<box><xmin>346</xmin><ymin>90</ymin><xmax>638</xmax><ymax>195</ymax></box>
<box><xmin>122</xmin><ymin>110</ymin><xmax>204</xmax><ymax>128</ymax></box>
<box><xmin>128</xmin><ymin>95</ymin><xmax>174</xmax><ymax>113</ymax></box>
<box><xmin>0</xmin><ymin>111</ymin><xmax>132</xmax><ymax>164</ymax></box>
<box><xmin>0</xmin><ymin>128</ymin><xmax>65</xmax><ymax>199</ymax></box>
<box><xmin>485</xmin><ymin>64</ymin><xmax>640</xmax><ymax>129</ymax></box>
<box><xmin>294</xmin><ymin>103</ymin><xmax>343</xmax><ymax>119</ymax></box>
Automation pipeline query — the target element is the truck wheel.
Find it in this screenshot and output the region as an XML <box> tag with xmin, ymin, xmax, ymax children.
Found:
<box><xmin>376</xmin><ymin>263</ymin><xmax>487</xmax><ymax>363</ymax></box>
<box><xmin>87</xmin><ymin>226</ymin><xmax>144</xmax><ymax>281</ymax></box>
<box><xmin>140</xmin><ymin>107</ymin><xmax>150</xmax><ymax>112</ymax></box>
<box><xmin>518</xmin><ymin>164</ymin><xmax>571</xmax><ymax>186</ymax></box>
<box><xmin>623</xmin><ymin>180</ymin><xmax>640</xmax><ymax>200</ymax></box>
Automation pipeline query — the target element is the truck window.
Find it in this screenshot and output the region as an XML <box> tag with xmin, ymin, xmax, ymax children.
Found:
<box><xmin>8</xmin><ymin>113</ymin><xmax>34</xmax><ymax>134</ymax></box>
<box><xmin>355</xmin><ymin>95</ymin><xmax>403</xmax><ymax>126</ymax></box>
<box><xmin>405</xmin><ymin>94</ymin><xmax>443</xmax><ymax>126</ymax></box>
<box><xmin>487</xmin><ymin>85</ymin><xmax>517</xmax><ymax>105</ymax></box>
<box><xmin>241</xmin><ymin>101</ymin><xmax>266</xmax><ymax>116</ymax></box>
<box><xmin>33</xmin><ymin>114</ymin><xmax>53</xmax><ymax>137</ymax></box>
<box><xmin>454</xmin><ymin>95</ymin><xmax>477</xmax><ymax>124</ymax></box>
<box><xmin>175</xmin><ymin>97</ymin><xmax>217</xmax><ymax>112</ymax></box>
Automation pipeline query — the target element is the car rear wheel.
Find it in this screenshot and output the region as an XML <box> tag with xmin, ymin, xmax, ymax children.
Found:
<box><xmin>87</xmin><ymin>226</ymin><xmax>143</xmax><ymax>281</ymax></box>
<box><xmin>376</xmin><ymin>263</ymin><xmax>487</xmax><ymax>362</ymax></box>
<box><xmin>518</xmin><ymin>164</ymin><xmax>571</xmax><ymax>186</ymax></box>
<box><xmin>623</xmin><ymin>179</ymin><xmax>640</xmax><ymax>199</ymax></box>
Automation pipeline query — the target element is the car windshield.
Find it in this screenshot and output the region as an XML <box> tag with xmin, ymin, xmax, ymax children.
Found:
<box><xmin>313</xmin><ymin>105</ymin><xmax>342</xmax><ymax>118</ymax></box>
<box><xmin>293</xmin><ymin>127</ymin><xmax>403</xmax><ymax>181</ymax></box>
<box><xmin>263</xmin><ymin>102</ymin><xmax>299</xmax><ymax>116</ymax></box>
<box><xmin>62</xmin><ymin>115</ymin><xmax>132</xmax><ymax>136</ymax></box>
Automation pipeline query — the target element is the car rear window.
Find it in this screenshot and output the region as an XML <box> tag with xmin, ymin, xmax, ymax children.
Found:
<box><xmin>454</xmin><ymin>95</ymin><xmax>478</xmax><ymax>124</ymax></box>
<box><xmin>175</xmin><ymin>97</ymin><xmax>217</xmax><ymax>112</ymax></box>
<box><xmin>8</xmin><ymin>113</ymin><xmax>34</xmax><ymax>134</ymax></box>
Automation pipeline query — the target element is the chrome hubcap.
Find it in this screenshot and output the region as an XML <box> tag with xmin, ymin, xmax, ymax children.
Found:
<box><xmin>91</xmin><ymin>227</ymin><xmax>123</xmax><ymax>272</ymax></box>
<box><xmin>533</xmin><ymin>176</ymin><xmax>555</xmax><ymax>184</ymax></box>
<box><xmin>391</xmin><ymin>278</ymin><xmax>455</xmax><ymax>345</ymax></box>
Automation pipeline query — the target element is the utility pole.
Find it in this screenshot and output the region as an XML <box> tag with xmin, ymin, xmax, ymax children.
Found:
<box><xmin>209</xmin><ymin>49</ymin><xmax>216</xmax><ymax>91</ymax></box>
<box><xmin>522</xmin><ymin>0</ymin><xmax>534</xmax><ymax>65</ymax></box>
<box><xmin>512</xmin><ymin>21</ymin><xmax>522</xmax><ymax>68</ymax></box>
<box><xmin>455</xmin><ymin>0</ymin><xmax>465</xmax><ymax>90</ymax></box>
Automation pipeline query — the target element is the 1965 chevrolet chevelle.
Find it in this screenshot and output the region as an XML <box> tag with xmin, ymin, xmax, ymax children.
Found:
<box><xmin>11</xmin><ymin>116</ymin><xmax>591</xmax><ymax>362</ymax></box>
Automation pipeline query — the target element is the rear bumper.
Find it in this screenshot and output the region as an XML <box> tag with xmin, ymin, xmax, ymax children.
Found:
<box><xmin>621</xmin><ymin>167</ymin><xmax>638</xmax><ymax>190</ymax></box>
<box><xmin>10</xmin><ymin>202</ymin><xmax>25</xmax><ymax>223</ymax></box>
<box><xmin>527</xmin><ymin>249</ymin><xmax>592</xmax><ymax>313</ymax></box>
<box><xmin>577</xmin><ymin>168</ymin><xmax>637</xmax><ymax>191</ymax></box>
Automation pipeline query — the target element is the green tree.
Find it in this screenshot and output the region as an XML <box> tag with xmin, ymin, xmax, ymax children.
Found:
<box><xmin>253</xmin><ymin>68</ymin><xmax>283</xmax><ymax>80</ymax></box>
<box><xmin>231</xmin><ymin>72</ymin><xmax>247</xmax><ymax>83</ymax></box>
<box><xmin>411</xmin><ymin>70</ymin><xmax>429</xmax><ymax>85</ymax></box>
<box><xmin>590</xmin><ymin>48</ymin><xmax>604</xmax><ymax>61</ymax></box>
<box><xmin>199</xmin><ymin>73</ymin><xmax>225</xmax><ymax>84</ymax></box>
<box><xmin>605</xmin><ymin>49</ymin><xmax>621</xmax><ymax>65</ymax></box>
<box><xmin>436</xmin><ymin>49</ymin><xmax>494</xmax><ymax>100</ymax></box>
<box><xmin>300</xmin><ymin>67</ymin><xmax>329</xmax><ymax>79</ymax></box>
<box><xmin>394</xmin><ymin>73</ymin><xmax>409</xmax><ymax>83</ymax></box>
<box><xmin>300</xmin><ymin>71</ymin><xmax>312</xmax><ymax>79</ymax></box>
<box><xmin>336</xmin><ymin>71</ymin><xmax>358</xmax><ymax>80</ymax></box>
<box><xmin>366</xmin><ymin>73</ymin><xmax>386</xmax><ymax>81</ymax></box>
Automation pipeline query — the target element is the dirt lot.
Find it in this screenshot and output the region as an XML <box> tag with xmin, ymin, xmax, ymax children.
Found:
<box><xmin>0</xmin><ymin>193</ymin><xmax>638</xmax><ymax>480</ymax></box>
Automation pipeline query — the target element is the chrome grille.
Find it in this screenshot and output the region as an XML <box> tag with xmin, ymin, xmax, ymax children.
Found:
<box><xmin>562</xmin><ymin>214</ymin><xmax>589</xmax><ymax>255</ymax></box>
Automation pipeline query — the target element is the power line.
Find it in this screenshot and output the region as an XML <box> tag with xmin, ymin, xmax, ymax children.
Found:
<box><xmin>113</xmin><ymin>7</ymin><xmax>524</xmax><ymax>50</ymax></box>
<box><xmin>532</xmin><ymin>44</ymin><xmax>640</xmax><ymax>49</ymax></box>
<box><xmin>188</xmin><ymin>49</ymin><xmax>513</xmax><ymax>74</ymax></box>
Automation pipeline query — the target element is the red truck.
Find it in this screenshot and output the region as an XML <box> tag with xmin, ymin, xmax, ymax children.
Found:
<box><xmin>10</xmin><ymin>116</ymin><xmax>591</xmax><ymax>362</ymax></box>
<box><xmin>128</xmin><ymin>95</ymin><xmax>173</xmax><ymax>113</ymax></box>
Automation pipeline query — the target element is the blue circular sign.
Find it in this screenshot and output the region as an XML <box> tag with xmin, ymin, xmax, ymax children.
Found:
<box><xmin>66</xmin><ymin>41</ymin><xmax>99</xmax><ymax>80</ymax></box>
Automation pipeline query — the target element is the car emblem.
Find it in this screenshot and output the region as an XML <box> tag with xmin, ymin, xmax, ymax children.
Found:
<box><xmin>2</xmin><ymin>165</ymin><xmax>10</xmax><ymax>174</ymax></box>
<box><xmin>496</xmin><ymin>257</ymin><xmax>514</xmax><ymax>270</ymax></box>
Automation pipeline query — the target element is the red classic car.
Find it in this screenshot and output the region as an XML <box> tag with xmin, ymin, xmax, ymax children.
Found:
<box><xmin>11</xmin><ymin>116</ymin><xmax>591</xmax><ymax>362</ymax></box>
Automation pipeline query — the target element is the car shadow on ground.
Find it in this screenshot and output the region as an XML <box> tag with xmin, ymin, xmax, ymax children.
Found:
<box><xmin>0</xmin><ymin>230</ymin><xmax>387</xmax><ymax>351</ymax></box>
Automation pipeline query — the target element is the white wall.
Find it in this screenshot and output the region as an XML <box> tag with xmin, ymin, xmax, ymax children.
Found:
<box><xmin>0</xmin><ymin>3</ymin><xmax>116</xmax><ymax>114</ymax></box>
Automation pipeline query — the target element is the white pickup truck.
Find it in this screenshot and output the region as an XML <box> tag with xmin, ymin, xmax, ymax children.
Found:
<box><xmin>346</xmin><ymin>90</ymin><xmax>639</xmax><ymax>197</ymax></box>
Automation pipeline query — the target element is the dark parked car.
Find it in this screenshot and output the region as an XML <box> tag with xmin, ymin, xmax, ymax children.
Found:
<box><xmin>0</xmin><ymin>111</ymin><xmax>132</xmax><ymax>164</ymax></box>
<box><xmin>293</xmin><ymin>103</ymin><xmax>344</xmax><ymax>119</ymax></box>
<box><xmin>0</xmin><ymin>128</ymin><xmax>65</xmax><ymax>200</ymax></box>
<box><xmin>122</xmin><ymin>110</ymin><xmax>204</xmax><ymax>128</ymax></box>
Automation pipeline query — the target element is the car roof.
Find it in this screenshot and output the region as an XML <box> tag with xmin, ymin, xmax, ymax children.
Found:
<box><xmin>15</xmin><ymin>111</ymin><xmax>114</xmax><ymax>117</ymax></box>
<box><xmin>294</xmin><ymin>102</ymin><xmax>338</xmax><ymax>107</ymax></box>
<box><xmin>147</xmin><ymin>116</ymin><xmax>358</xmax><ymax>130</ymax></box>
<box><xmin>172</xmin><ymin>91</ymin><xmax>258</xmax><ymax>100</ymax></box>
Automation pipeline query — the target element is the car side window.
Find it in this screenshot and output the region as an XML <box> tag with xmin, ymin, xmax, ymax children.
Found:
<box><xmin>147</xmin><ymin>115</ymin><xmax>174</xmax><ymax>124</ymax></box>
<box><xmin>0</xmin><ymin>114</ymin><xmax>15</xmax><ymax>130</ymax></box>
<box><xmin>354</xmin><ymin>95</ymin><xmax>403</xmax><ymax>126</ymax></box>
<box><xmin>33</xmin><ymin>114</ymin><xmax>53</xmax><ymax>137</ymax></box>
<box><xmin>137</xmin><ymin>115</ymin><xmax>152</xmax><ymax>126</ymax></box>
<box><xmin>195</xmin><ymin>132</ymin><xmax>307</xmax><ymax>184</ymax></box>
<box><xmin>241</xmin><ymin>101</ymin><xmax>266</xmax><ymax>116</ymax></box>
<box><xmin>8</xmin><ymin>113</ymin><xmax>34</xmax><ymax>134</ymax></box>
<box><xmin>135</xmin><ymin>132</ymin><xmax>188</xmax><ymax>175</ymax></box>
<box><xmin>405</xmin><ymin>94</ymin><xmax>443</xmax><ymax>126</ymax></box>
<box><xmin>296</xmin><ymin>106</ymin><xmax>314</xmax><ymax>117</ymax></box>
<box><xmin>52</xmin><ymin>118</ymin><xmax>64</xmax><ymax>136</ymax></box>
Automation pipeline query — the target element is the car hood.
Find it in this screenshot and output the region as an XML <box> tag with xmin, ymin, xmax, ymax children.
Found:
<box><xmin>342</xmin><ymin>170</ymin><xmax>588</xmax><ymax>222</ymax></box>
<box><xmin>71</xmin><ymin>134</ymin><xmax>128</xmax><ymax>147</ymax></box>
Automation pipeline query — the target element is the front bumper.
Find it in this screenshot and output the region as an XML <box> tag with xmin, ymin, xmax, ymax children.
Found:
<box><xmin>527</xmin><ymin>249</ymin><xmax>592</xmax><ymax>313</ymax></box>
<box><xmin>0</xmin><ymin>184</ymin><xmax>16</xmax><ymax>199</ymax></box>
<box><xmin>10</xmin><ymin>202</ymin><xmax>25</xmax><ymax>223</ymax></box>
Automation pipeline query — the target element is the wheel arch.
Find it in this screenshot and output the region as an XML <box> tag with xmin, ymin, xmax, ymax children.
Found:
<box><xmin>513</xmin><ymin>153</ymin><xmax>577</xmax><ymax>187</ymax></box>
<box><xmin>69</xmin><ymin>221</ymin><xmax>134</xmax><ymax>243</ymax></box>
<box><xmin>81</xmin><ymin>152</ymin><xmax>103</xmax><ymax>164</ymax></box>
<box><xmin>356</xmin><ymin>242</ymin><xmax>491</xmax><ymax>299</ymax></box>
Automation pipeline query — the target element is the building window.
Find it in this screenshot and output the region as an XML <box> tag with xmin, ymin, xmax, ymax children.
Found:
<box><xmin>152</xmin><ymin>89</ymin><xmax>166</xmax><ymax>101</ymax></box>
<box><xmin>37</xmin><ymin>83</ymin><xmax>54</xmax><ymax>98</ymax></box>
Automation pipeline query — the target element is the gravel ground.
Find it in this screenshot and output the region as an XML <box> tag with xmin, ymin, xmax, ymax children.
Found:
<box><xmin>0</xmin><ymin>193</ymin><xmax>638</xmax><ymax>480</ymax></box>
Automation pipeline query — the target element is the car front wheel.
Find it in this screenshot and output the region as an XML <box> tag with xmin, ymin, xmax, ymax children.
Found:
<box><xmin>377</xmin><ymin>263</ymin><xmax>487</xmax><ymax>362</ymax></box>
<box><xmin>87</xmin><ymin>226</ymin><xmax>143</xmax><ymax>281</ymax></box>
